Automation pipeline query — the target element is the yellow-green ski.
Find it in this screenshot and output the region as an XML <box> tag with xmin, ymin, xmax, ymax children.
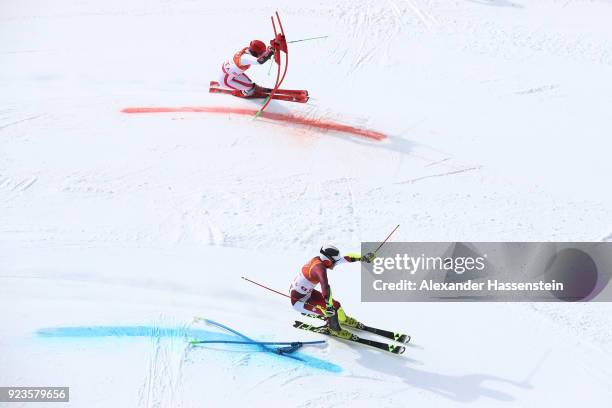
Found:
<box><xmin>293</xmin><ymin>321</ymin><xmax>405</xmax><ymax>355</ymax></box>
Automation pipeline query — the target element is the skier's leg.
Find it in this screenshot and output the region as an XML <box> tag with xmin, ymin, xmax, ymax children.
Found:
<box><xmin>298</xmin><ymin>290</ymin><xmax>341</xmax><ymax>315</ymax></box>
<box><xmin>222</xmin><ymin>73</ymin><xmax>239</xmax><ymax>90</ymax></box>
<box><xmin>290</xmin><ymin>289</ymin><xmax>335</xmax><ymax>314</ymax></box>
<box><xmin>235</xmin><ymin>73</ymin><xmax>257</xmax><ymax>96</ymax></box>
<box><xmin>290</xmin><ymin>284</ymin><xmax>348</xmax><ymax>315</ymax></box>
<box><xmin>291</xmin><ymin>297</ymin><xmax>312</xmax><ymax>314</ymax></box>
<box><xmin>293</xmin><ymin>292</ymin><xmax>350</xmax><ymax>333</ymax></box>
<box><xmin>337</xmin><ymin>307</ymin><xmax>347</xmax><ymax>323</ymax></box>
<box><xmin>296</xmin><ymin>290</ymin><xmax>345</xmax><ymax>332</ymax></box>
<box><xmin>224</xmin><ymin>73</ymin><xmax>256</xmax><ymax>95</ymax></box>
<box><xmin>290</xmin><ymin>288</ymin><xmax>314</xmax><ymax>314</ymax></box>
<box><xmin>240</xmin><ymin>72</ymin><xmax>253</xmax><ymax>83</ymax></box>
<box><xmin>218</xmin><ymin>71</ymin><xmax>230</xmax><ymax>89</ymax></box>
<box><xmin>307</xmin><ymin>291</ymin><xmax>343</xmax><ymax>331</ymax></box>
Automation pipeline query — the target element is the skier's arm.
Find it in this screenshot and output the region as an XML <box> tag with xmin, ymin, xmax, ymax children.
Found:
<box><xmin>239</xmin><ymin>47</ymin><xmax>274</xmax><ymax>66</ymax></box>
<box><xmin>343</xmin><ymin>253</ymin><xmax>362</xmax><ymax>263</ymax></box>
<box><xmin>312</xmin><ymin>265</ymin><xmax>334</xmax><ymax>308</ymax></box>
<box><xmin>336</xmin><ymin>252</ymin><xmax>376</xmax><ymax>264</ymax></box>
<box><xmin>239</xmin><ymin>54</ymin><xmax>259</xmax><ymax>65</ymax></box>
<box><xmin>256</xmin><ymin>46</ymin><xmax>274</xmax><ymax>64</ymax></box>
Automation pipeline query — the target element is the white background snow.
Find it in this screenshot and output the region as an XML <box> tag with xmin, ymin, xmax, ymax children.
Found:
<box><xmin>1</xmin><ymin>0</ymin><xmax>612</xmax><ymax>407</ymax></box>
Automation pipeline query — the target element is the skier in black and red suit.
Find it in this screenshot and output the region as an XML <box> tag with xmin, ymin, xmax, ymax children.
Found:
<box><xmin>290</xmin><ymin>244</ymin><xmax>374</xmax><ymax>333</ymax></box>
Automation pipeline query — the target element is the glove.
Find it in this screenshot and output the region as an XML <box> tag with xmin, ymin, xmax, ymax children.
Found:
<box><xmin>257</xmin><ymin>49</ymin><xmax>274</xmax><ymax>64</ymax></box>
<box><xmin>271</xmin><ymin>34</ymin><xmax>286</xmax><ymax>52</ymax></box>
<box><xmin>316</xmin><ymin>304</ymin><xmax>336</xmax><ymax>317</ymax></box>
<box><xmin>361</xmin><ymin>252</ymin><xmax>376</xmax><ymax>263</ymax></box>
<box><xmin>325</xmin><ymin>305</ymin><xmax>336</xmax><ymax>317</ymax></box>
<box><xmin>345</xmin><ymin>252</ymin><xmax>361</xmax><ymax>262</ymax></box>
<box><xmin>269</xmin><ymin>38</ymin><xmax>282</xmax><ymax>50</ymax></box>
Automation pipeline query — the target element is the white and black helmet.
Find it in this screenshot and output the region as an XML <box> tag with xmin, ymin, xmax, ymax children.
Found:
<box><xmin>320</xmin><ymin>244</ymin><xmax>342</xmax><ymax>263</ymax></box>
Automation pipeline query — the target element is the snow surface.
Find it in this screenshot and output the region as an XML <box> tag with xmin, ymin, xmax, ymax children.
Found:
<box><xmin>1</xmin><ymin>0</ymin><xmax>612</xmax><ymax>407</ymax></box>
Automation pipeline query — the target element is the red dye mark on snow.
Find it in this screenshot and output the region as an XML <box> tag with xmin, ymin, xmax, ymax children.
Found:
<box><xmin>121</xmin><ymin>106</ymin><xmax>386</xmax><ymax>141</ymax></box>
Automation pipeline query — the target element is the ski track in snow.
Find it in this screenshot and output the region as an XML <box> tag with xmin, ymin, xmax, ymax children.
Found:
<box><xmin>138</xmin><ymin>323</ymin><xmax>188</xmax><ymax>408</ymax></box>
<box><xmin>0</xmin><ymin>113</ymin><xmax>44</xmax><ymax>130</ymax></box>
<box><xmin>394</xmin><ymin>165</ymin><xmax>482</xmax><ymax>185</ymax></box>
<box><xmin>0</xmin><ymin>175</ymin><xmax>38</xmax><ymax>192</ymax></box>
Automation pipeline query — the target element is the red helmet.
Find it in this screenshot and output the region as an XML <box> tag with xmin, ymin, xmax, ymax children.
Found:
<box><xmin>249</xmin><ymin>40</ymin><xmax>267</xmax><ymax>57</ymax></box>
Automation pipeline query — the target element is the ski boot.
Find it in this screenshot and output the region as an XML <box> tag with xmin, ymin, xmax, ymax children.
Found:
<box><xmin>241</xmin><ymin>84</ymin><xmax>259</xmax><ymax>97</ymax></box>
<box><xmin>337</xmin><ymin>307</ymin><xmax>362</xmax><ymax>329</ymax></box>
<box><xmin>324</xmin><ymin>308</ymin><xmax>353</xmax><ymax>339</ymax></box>
<box><xmin>327</xmin><ymin>312</ymin><xmax>341</xmax><ymax>332</ymax></box>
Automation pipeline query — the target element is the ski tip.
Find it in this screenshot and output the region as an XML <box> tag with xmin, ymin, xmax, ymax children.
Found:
<box><xmin>396</xmin><ymin>334</ymin><xmax>411</xmax><ymax>344</ymax></box>
<box><xmin>390</xmin><ymin>345</ymin><xmax>406</xmax><ymax>355</ymax></box>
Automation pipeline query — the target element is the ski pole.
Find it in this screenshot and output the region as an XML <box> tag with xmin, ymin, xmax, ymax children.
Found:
<box><xmin>371</xmin><ymin>224</ymin><xmax>400</xmax><ymax>255</ymax></box>
<box><xmin>191</xmin><ymin>339</ymin><xmax>309</xmax><ymax>354</ymax></box>
<box><xmin>190</xmin><ymin>340</ymin><xmax>324</xmax><ymax>346</ymax></box>
<box><xmin>241</xmin><ymin>276</ymin><xmax>322</xmax><ymax>310</ymax></box>
<box><xmin>241</xmin><ymin>276</ymin><xmax>292</xmax><ymax>299</ymax></box>
<box><xmin>254</xmin><ymin>96</ymin><xmax>271</xmax><ymax>118</ymax></box>
<box><xmin>287</xmin><ymin>35</ymin><xmax>328</xmax><ymax>44</ymax></box>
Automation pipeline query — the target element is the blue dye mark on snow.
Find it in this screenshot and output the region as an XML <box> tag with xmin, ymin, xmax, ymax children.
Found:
<box><xmin>36</xmin><ymin>326</ymin><xmax>219</xmax><ymax>339</ymax></box>
<box><xmin>35</xmin><ymin>325</ymin><xmax>341</xmax><ymax>373</ymax></box>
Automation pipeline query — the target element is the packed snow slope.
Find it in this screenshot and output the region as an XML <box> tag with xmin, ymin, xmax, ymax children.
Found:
<box><xmin>1</xmin><ymin>0</ymin><xmax>612</xmax><ymax>407</ymax></box>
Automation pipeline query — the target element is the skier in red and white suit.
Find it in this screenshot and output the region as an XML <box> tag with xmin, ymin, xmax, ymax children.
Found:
<box><xmin>220</xmin><ymin>40</ymin><xmax>274</xmax><ymax>96</ymax></box>
<box><xmin>290</xmin><ymin>244</ymin><xmax>374</xmax><ymax>332</ymax></box>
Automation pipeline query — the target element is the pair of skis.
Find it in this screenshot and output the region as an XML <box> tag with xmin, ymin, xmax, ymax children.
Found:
<box><xmin>209</xmin><ymin>81</ymin><xmax>309</xmax><ymax>103</ymax></box>
<box><xmin>294</xmin><ymin>314</ymin><xmax>411</xmax><ymax>355</ymax></box>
